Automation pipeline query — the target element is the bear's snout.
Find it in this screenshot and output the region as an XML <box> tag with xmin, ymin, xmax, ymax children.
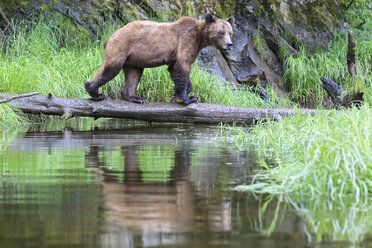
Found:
<box><xmin>223</xmin><ymin>42</ymin><xmax>233</xmax><ymax>50</ymax></box>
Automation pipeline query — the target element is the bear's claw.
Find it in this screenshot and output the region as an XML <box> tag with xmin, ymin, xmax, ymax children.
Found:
<box><xmin>182</xmin><ymin>96</ymin><xmax>198</xmax><ymax>105</ymax></box>
<box><xmin>85</xmin><ymin>82</ymin><xmax>105</xmax><ymax>101</ymax></box>
<box><xmin>124</xmin><ymin>95</ymin><xmax>147</xmax><ymax>104</ymax></box>
<box><xmin>90</xmin><ymin>94</ymin><xmax>105</xmax><ymax>101</ymax></box>
<box><xmin>134</xmin><ymin>98</ymin><xmax>147</xmax><ymax>104</ymax></box>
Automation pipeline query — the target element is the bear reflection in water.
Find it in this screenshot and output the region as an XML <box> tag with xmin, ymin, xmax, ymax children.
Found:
<box><xmin>85</xmin><ymin>145</ymin><xmax>232</xmax><ymax>234</ymax></box>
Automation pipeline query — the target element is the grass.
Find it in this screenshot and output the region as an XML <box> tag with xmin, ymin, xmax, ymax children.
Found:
<box><xmin>281</xmin><ymin>0</ymin><xmax>372</xmax><ymax>108</ymax></box>
<box><xmin>223</xmin><ymin>105</ymin><xmax>372</xmax><ymax>244</ymax></box>
<box><xmin>253</xmin><ymin>27</ymin><xmax>264</xmax><ymax>54</ymax></box>
<box><xmin>0</xmin><ymin>105</ymin><xmax>30</xmax><ymax>130</ymax></box>
<box><xmin>282</xmin><ymin>32</ymin><xmax>372</xmax><ymax>108</ymax></box>
<box><xmin>0</xmin><ymin>15</ymin><xmax>293</xmax><ymax>130</ymax></box>
<box><xmin>0</xmin><ymin>9</ymin><xmax>371</xmax><ymax>245</ymax></box>
<box><xmin>222</xmin><ymin>9</ymin><xmax>372</xmax><ymax>241</ymax></box>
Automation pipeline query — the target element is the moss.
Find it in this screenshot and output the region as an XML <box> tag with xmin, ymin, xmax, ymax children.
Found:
<box><xmin>254</xmin><ymin>2</ymin><xmax>265</xmax><ymax>17</ymax></box>
<box><xmin>19</xmin><ymin>1</ymin><xmax>28</xmax><ymax>7</ymax></box>
<box><xmin>288</xmin><ymin>1</ymin><xmax>345</xmax><ymax>32</ymax></box>
<box><xmin>214</xmin><ymin>0</ymin><xmax>241</xmax><ymax>18</ymax></box>
<box><xmin>185</xmin><ymin>1</ymin><xmax>195</xmax><ymax>17</ymax></box>
<box><xmin>288</xmin><ymin>5</ymin><xmax>326</xmax><ymax>31</ymax></box>
<box><xmin>40</xmin><ymin>3</ymin><xmax>52</xmax><ymax>12</ymax></box>
<box><xmin>253</xmin><ymin>27</ymin><xmax>265</xmax><ymax>54</ymax></box>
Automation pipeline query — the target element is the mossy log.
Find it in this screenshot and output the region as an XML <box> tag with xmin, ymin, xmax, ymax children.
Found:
<box><xmin>0</xmin><ymin>93</ymin><xmax>320</xmax><ymax>124</ymax></box>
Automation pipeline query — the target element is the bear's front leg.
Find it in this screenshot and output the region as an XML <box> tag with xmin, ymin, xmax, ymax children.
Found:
<box><xmin>169</xmin><ymin>63</ymin><xmax>198</xmax><ymax>105</ymax></box>
<box><xmin>186</xmin><ymin>80</ymin><xmax>198</xmax><ymax>103</ymax></box>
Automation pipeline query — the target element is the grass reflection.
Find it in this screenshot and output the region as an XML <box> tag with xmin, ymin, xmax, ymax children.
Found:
<box><xmin>137</xmin><ymin>146</ymin><xmax>175</xmax><ymax>182</ymax></box>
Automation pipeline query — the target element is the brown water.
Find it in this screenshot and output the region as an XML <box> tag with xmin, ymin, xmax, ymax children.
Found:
<box><xmin>0</xmin><ymin>121</ymin><xmax>307</xmax><ymax>248</ymax></box>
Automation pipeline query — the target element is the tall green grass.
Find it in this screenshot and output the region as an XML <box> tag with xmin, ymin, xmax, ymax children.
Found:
<box><xmin>0</xmin><ymin>16</ymin><xmax>106</xmax><ymax>97</ymax></box>
<box><xmin>0</xmin><ymin>105</ymin><xmax>30</xmax><ymax>130</ymax></box>
<box><xmin>0</xmin><ymin>15</ymin><xmax>292</xmax><ymax>130</ymax></box>
<box><xmin>282</xmin><ymin>32</ymin><xmax>372</xmax><ymax>107</ymax></box>
<box><xmin>224</xmin><ymin>105</ymin><xmax>372</xmax><ymax>243</ymax></box>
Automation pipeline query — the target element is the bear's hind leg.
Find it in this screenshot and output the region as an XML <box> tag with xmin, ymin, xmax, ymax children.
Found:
<box><xmin>122</xmin><ymin>66</ymin><xmax>146</xmax><ymax>103</ymax></box>
<box><xmin>85</xmin><ymin>63</ymin><xmax>123</xmax><ymax>100</ymax></box>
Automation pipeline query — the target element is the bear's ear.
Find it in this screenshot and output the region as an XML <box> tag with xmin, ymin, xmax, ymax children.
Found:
<box><xmin>226</xmin><ymin>16</ymin><xmax>235</xmax><ymax>27</ymax></box>
<box><xmin>205</xmin><ymin>13</ymin><xmax>216</xmax><ymax>24</ymax></box>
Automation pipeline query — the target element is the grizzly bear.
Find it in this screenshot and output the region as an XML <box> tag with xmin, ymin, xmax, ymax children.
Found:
<box><xmin>85</xmin><ymin>13</ymin><xmax>234</xmax><ymax>105</ymax></box>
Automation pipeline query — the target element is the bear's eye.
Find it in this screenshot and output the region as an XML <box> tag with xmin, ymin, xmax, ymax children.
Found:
<box><xmin>218</xmin><ymin>31</ymin><xmax>225</xmax><ymax>38</ymax></box>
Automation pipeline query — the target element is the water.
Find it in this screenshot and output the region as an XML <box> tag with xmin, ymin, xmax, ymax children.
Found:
<box><xmin>0</xmin><ymin>121</ymin><xmax>307</xmax><ymax>248</ymax></box>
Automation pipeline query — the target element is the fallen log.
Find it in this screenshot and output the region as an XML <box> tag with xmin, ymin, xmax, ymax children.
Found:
<box><xmin>0</xmin><ymin>93</ymin><xmax>320</xmax><ymax>125</ymax></box>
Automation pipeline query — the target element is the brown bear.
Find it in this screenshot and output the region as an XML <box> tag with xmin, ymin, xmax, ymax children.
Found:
<box><xmin>85</xmin><ymin>13</ymin><xmax>234</xmax><ymax>105</ymax></box>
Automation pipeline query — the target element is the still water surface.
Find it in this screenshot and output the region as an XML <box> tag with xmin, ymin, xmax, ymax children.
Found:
<box><xmin>0</xmin><ymin>121</ymin><xmax>306</xmax><ymax>247</ymax></box>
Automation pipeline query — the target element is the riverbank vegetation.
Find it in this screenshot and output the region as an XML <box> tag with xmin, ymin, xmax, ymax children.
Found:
<box><xmin>280</xmin><ymin>0</ymin><xmax>372</xmax><ymax>108</ymax></box>
<box><xmin>224</xmin><ymin>5</ymin><xmax>372</xmax><ymax>244</ymax></box>
<box><xmin>0</xmin><ymin>3</ymin><xmax>372</xmax><ymax>246</ymax></box>
<box><xmin>226</xmin><ymin>105</ymin><xmax>372</xmax><ymax>244</ymax></box>
<box><xmin>0</xmin><ymin>16</ymin><xmax>292</xmax><ymax>130</ymax></box>
<box><xmin>282</xmin><ymin>29</ymin><xmax>371</xmax><ymax>107</ymax></box>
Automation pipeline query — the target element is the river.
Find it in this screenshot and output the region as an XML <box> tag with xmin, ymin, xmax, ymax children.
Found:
<box><xmin>0</xmin><ymin>120</ymin><xmax>307</xmax><ymax>247</ymax></box>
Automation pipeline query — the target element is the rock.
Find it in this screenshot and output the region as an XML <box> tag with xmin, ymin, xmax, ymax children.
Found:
<box><xmin>259</xmin><ymin>0</ymin><xmax>346</xmax><ymax>53</ymax></box>
<box><xmin>197</xmin><ymin>0</ymin><xmax>345</xmax><ymax>97</ymax></box>
<box><xmin>320</xmin><ymin>77</ymin><xmax>364</xmax><ymax>108</ymax></box>
<box><xmin>320</xmin><ymin>77</ymin><xmax>345</xmax><ymax>107</ymax></box>
<box><xmin>197</xmin><ymin>47</ymin><xmax>238</xmax><ymax>84</ymax></box>
<box><xmin>223</xmin><ymin>19</ymin><xmax>286</xmax><ymax>96</ymax></box>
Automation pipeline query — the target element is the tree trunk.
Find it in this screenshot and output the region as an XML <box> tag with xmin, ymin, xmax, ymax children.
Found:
<box><xmin>0</xmin><ymin>93</ymin><xmax>320</xmax><ymax>125</ymax></box>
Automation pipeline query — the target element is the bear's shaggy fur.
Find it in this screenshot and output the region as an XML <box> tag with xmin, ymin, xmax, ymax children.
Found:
<box><xmin>85</xmin><ymin>13</ymin><xmax>234</xmax><ymax>104</ymax></box>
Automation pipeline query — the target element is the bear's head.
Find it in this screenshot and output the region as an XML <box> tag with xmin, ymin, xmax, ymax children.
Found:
<box><xmin>204</xmin><ymin>13</ymin><xmax>235</xmax><ymax>51</ymax></box>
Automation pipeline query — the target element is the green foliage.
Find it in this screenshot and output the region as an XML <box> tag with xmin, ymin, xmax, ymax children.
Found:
<box><xmin>0</xmin><ymin>17</ymin><xmax>103</xmax><ymax>98</ymax></box>
<box><xmin>185</xmin><ymin>1</ymin><xmax>196</xmax><ymax>17</ymax></box>
<box><xmin>282</xmin><ymin>32</ymin><xmax>372</xmax><ymax>107</ymax></box>
<box><xmin>224</xmin><ymin>105</ymin><xmax>372</xmax><ymax>243</ymax></box>
<box><xmin>281</xmin><ymin>2</ymin><xmax>372</xmax><ymax>108</ymax></box>
<box><xmin>345</xmin><ymin>0</ymin><xmax>372</xmax><ymax>31</ymax></box>
<box><xmin>214</xmin><ymin>0</ymin><xmax>242</xmax><ymax>18</ymax></box>
<box><xmin>253</xmin><ymin>27</ymin><xmax>264</xmax><ymax>54</ymax></box>
<box><xmin>0</xmin><ymin>105</ymin><xmax>30</xmax><ymax>130</ymax></box>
